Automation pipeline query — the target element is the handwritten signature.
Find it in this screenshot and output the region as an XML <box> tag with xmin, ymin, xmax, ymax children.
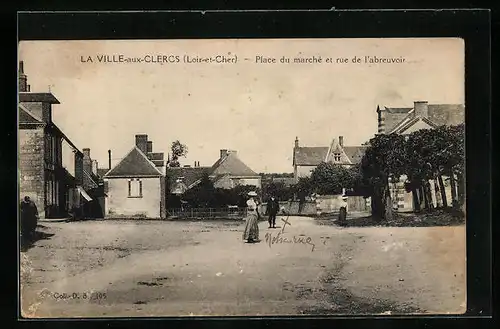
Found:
<box><xmin>264</xmin><ymin>216</ymin><xmax>316</xmax><ymax>252</ymax></box>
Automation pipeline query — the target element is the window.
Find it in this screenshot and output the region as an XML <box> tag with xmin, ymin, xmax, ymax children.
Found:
<box><xmin>128</xmin><ymin>179</ymin><xmax>143</xmax><ymax>198</ymax></box>
<box><xmin>334</xmin><ymin>153</ymin><xmax>341</xmax><ymax>162</ymax></box>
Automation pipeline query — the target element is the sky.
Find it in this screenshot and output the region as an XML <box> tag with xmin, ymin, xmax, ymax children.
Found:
<box><xmin>18</xmin><ymin>38</ymin><xmax>464</xmax><ymax>173</ymax></box>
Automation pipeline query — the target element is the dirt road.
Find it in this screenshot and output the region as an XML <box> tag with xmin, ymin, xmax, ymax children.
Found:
<box><xmin>20</xmin><ymin>216</ymin><xmax>466</xmax><ymax>317</ymax></box>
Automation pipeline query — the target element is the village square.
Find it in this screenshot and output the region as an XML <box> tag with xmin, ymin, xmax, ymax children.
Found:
<box><xmin>18</xmin><ymin>39</ymin><xmax>466</xmax><ymax>317</ymax></box>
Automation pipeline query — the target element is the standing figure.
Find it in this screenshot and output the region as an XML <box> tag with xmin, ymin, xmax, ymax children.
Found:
<box><xmin>20</xmin><ymin>196</ymin><xmax>39</xmax><ymax>240</ymax></box>
<box><xmin>338</xmin><ymin>195</ymin><xmax>348</xmax><ymax>223</ymax></box>
<box><xmin>242</xmin><ymin>191</ymin><xmax>260</xmax><ymax>243</ymax></box>
<box><xmin>266</xmin><ymin>194</ymin><xmax>280</xmax><ymax>228</ymax></box>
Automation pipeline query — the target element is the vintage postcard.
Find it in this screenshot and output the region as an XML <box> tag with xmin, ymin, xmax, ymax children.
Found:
<box><xmin>18</xmin><ymin>38</ymin><xmax>466</xmax><ymax>317</ymax></box>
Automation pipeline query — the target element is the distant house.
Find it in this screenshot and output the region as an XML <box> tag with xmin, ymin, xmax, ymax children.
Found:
<box><xmin>103</xmin><ymin>134</ymin><xmax>166</xmax><ymax>219</ymax></box>
<box><xmin>18</xmin><ymin>61</ymin><xmax>92</xmax><ymax>219</ymax></box>
<box><xmin>292</xmin><ymin>136</ymin><xmax>367</xmax><ymax>182</ymax></box>
<box><xmin>376</xmin><ymin>100</ymin><xmax>465</xmax><ymax>211</ymax></box>
<box><xmin>167</xmin><ymin>149</ymin><xmax>261</xmax><ymax>195</ymax></box>
<box><xmin>81</xmin><ymin>148</ymin><xmax>105</xmax><ymax>218</ymax></box>
<box><xmin>209</xmin><ymin>150</ymin><xmax>261</xmax><ymax>189</ymax></box>
<box><xmin>377</xmin><ymin>100</ymin><xmax>465</xmax><ymax>135</ymax></box>
<box><xmin>167</xmin><ymin>164</ymin><xmax>210</xmax><ymax>195</ymax></box>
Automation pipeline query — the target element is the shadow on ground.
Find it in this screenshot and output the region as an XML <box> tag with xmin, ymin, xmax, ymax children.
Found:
<box><xmin>20</xmin><ymin>226</ymin><xmax>54</xmax><ymax>252</ymax></box>
<box><xmin>316</xmin><ymin>209</ymin><xmax>465</xmax><ymax>228</ymax></box>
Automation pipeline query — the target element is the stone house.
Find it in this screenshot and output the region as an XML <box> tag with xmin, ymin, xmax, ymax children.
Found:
<box><xmin>292</xmin><ymin>136</ymin><xmax>367</xmax><ymax>182</ymax></box>
<box><xmin>103</xmin><ymin>134</ymin><xmax>166</xmax><ymax>219</ymax></box>
<box><xmin>167</xmin><ymin>149</ymin><xmax>261</xmax><ymax>197</ymax></box>
<box><xmin>18</xmin><ymin>61</ymin><xmax>92</xmax><ymax>219</ymax></box>
<box><xmin>209</xmin><ymin>150</ymin><xmax>261</xmax><ymax>189</ymax></box>
<box><xmin>376</xmin><ymin>100</ymin><xmax>465</xmax><ymax>211</ymax></box>
<box><xmin>167</xmin><ymin>163</ymin><xmax>209</xmax><ymax>196</ymax></box>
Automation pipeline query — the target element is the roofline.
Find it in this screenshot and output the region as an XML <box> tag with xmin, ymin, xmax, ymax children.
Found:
<box><xmin>19</xmin><ymin>103</ymin><xmax>43</xmax><ymax>122</ymax></box>
<box><xmin>48</xmin><ymin>123</ymin><xmax>83</xmax><ymax>156</ymax></box>
<box><xmin>83</xmin><ymin>169</ymin><xmax>99</xmax><ymax>187</ymax></box>
<box><xmin>103</xmin><ymin>145</ymin><xmax>164</xmax><ymax>178</ymax></box>
<box><xmin>19</xmin><ymin>92</ymin><xmax>60</xmax><ymax>104</ymax></box>
<box><xmin>392</xmin><ymin>115</ymin><xmax>439</xmax><ymax>134</ymax></box>
<box><xmin>104</xmin><ymin>174</ymin><xmax>163</xmax><ymax>179</ymax></box>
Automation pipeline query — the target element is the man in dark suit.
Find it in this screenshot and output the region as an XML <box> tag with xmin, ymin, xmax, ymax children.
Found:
<box><xmin>266</xmin><ymin>194</ymin><xmax>280</xmax><ymax>228</ymax></box>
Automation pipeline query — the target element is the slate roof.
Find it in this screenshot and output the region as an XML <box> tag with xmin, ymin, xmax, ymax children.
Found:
<box><xmin>104</xmin><ymin>146</ymin><xmax>163</xmax><ymax>178</ymax></box>
<box><xmin>293</xmin><ymin>147</ymin><xmax>329</xmax><ymax>166</ymax></box>
<box><xmin>97</xmin><ymin>168</ymin><xmax>109</xmax><ymax>178</ymax></box>
<box><xmin>167</xmin><ymin>167</ymin><xmax>211</xmax><ymax>191</ymax></box>
<box><xmin>19</xmin><ymin>92</ymin><xmax>60</xmax><ymax>104</ymax></box>
<box><xmin>83</xmin><ymin>170</ymin><xmax>99</xmax><ymax>189</ymax></box>
<box><xmin>427</xmin><ymin>104</ymin><xmax>465</xmax><ymax>126</ymax></box>
<box><xmin>210</xmin><ymin>152</ymin><xmax>259</xmax><ymax>177</ymax></box>
<box><xmin>342</xmin><ymin>146</ymin><xmax>369</xmax><ymax>164</ymax></box>
<box><xmin>383</xmin><ymin>104</ymin><xmax>465</xmax><ymax>134</ymax></box>
<box><xmin>294</xmin><ymin>145</ymin><xmax>366</xmax><ymax>166</ymax></box>
<box><xmin>383</xmin><ymin>107</ymin><xmax>413</xmax><ymax>133</ymax></box>
<box><xmin>18</xmin><ymin>105</ymin><xmax>42</xmax><ymax>124</ymax></box>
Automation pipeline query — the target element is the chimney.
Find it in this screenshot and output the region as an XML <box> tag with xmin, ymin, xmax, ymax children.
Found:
<box><xmin>376</xmin><ymin>105</ymin><xmax>386</xmax><ymax>134</ymax></box>
<box><xmin>294</xmin><ymin>136</ymin><xmax>299</xmax><ymax>148</ymax></box>
<box><xmin>82</xmin><ymin>148</ymin><xmax>91</xmax><ymax>159</ymax></box>
<box><xmin>339</xmin><ymin>136</ymin><xmax>344</xmax><ymax>147</ymax></box>
<box><xmin>414</xmin><ymin>101</ymin><xmax>429</xmax><ymax>118</ymax></box>
<box><xmin>147</xmin><ymin>141</ymin><xmax>153</xmax><ymax>153</ymax></box>
<box><xmin>220</xmin><ymin>149</ymin><xmax>228</xmax><ymax>159</ymax></box>
<box><xmin>135</xmin><ymin>134</ymin><xmax>148</xmax><ymax>153</ymax></box>
<box><xmin>19</xmin><ymin>61</ymin><xmax>28</xmax><ymax>92</ymax></box>
<box><xmin>108</xmin><ymin>150</ymin><xmax>112</xmax><ymax>169</ymax></box>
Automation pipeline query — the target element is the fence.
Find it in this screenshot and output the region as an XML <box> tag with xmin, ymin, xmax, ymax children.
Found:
<box><xmin>167</xmin><ymin>207</ymin><xmax>248</xmax><ymax>219</ymax></box>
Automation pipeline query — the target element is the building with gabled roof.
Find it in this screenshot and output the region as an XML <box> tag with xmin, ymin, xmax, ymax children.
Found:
<box><xmin>292</xmin><ymin>136</ymin><xmax>367</xmax><ymax>182</ymax></box>
<box><xmin>376</xmin><ymin>101</ymin><xmax>465</xmax><ymax>135</ymax></box>
<box><xmin>103</xmin><ymin>134</ymin><xmax>166</xmax><ymax>219</ymax></box>
<box><xmin>167</xmin><ymin>164</ymin><xmax>211</xmax><ymax>195</ymax></box>
<box><xmin>376</xmin><ymin>100</ymin><xmax>465</xmax><ymax>212</ymax></box>
<box><xmin>168</xmin><ymin>149</ymin><xmax>261</xmax><ymax>194</ymax></box>
<box><xmin>208</xmin><ymin>150</ymin><xmax>261</xmax><ymax>189</ymax></box>
<box><xmin>18</xmin><ymin>61</ymin><xmax>94</xmax><ymax>219</ymax></box>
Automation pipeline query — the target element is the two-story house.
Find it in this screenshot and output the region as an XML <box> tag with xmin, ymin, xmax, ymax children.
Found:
<box><xmin>376</xmin><ymin>100</ymin><xmax>465</xmax><ymax>211</ymax></box>
<box><xmin>292</xmin><ymin>136</ymin><xmax>367</xmax><ymax>182</ymax></box>
<box><xmin>18</xmin><ymin>61</ymin><xmax>91</xmax><ymax>219</ymax></box>
<box><xmin>103</xmin><ymin>134</ymin><xmax>166</xmax><ymax>219</ymax></box>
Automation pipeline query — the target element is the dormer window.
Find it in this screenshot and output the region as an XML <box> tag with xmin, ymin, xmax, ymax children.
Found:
<box><xmin>334</xmin><ymin>153</ymin><xmax>341</xmax><ymax>162</ymax></box>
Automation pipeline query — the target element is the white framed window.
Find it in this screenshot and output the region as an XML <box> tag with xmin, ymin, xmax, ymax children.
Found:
<box><xmin>334</xmin><ymin>153</ymin><xmax>341</xmax><ymax>162</ymax></box>
<box><xmin>128</xmin><ymin>179</ymin><xmax>143</xmax><ymax>198</ymax></box>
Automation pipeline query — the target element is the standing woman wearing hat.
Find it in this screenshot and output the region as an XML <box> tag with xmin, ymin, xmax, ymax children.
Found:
<box><xmin>242</xmin><ymin>191</ymin><xmax>260</xmax><ymax>243</ymax></box>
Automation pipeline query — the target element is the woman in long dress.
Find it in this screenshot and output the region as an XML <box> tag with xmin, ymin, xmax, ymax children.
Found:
<box><xmin>243</xmin><ymin>191</ymin><xmax>260</xmax><ymax>243</ymax></box>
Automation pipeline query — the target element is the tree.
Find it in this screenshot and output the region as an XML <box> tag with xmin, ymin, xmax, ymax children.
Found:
<box><xmin>168</xmin><ymin>140</ymin><xmax>188</xmax><ymax>167</ymax></box>
<box><xmin>310</xmin><ymin>162</ymin><xmax>353</xmax><ymax>195</ymax></box>
<box><xmin>405</xmin><ymin>124</ymin><xmax>465</xmax><ymax>211</ymax></box>
<box><xmin>444</xmin><ymin>124</ymin><xmax>465</xmax><ymax>208</ymax></box>
<box><xmin>295</xmin><ymin>177</ymin><xmax>313</xmax><ymax>202</ymax></box>
<box><xmin>361</xmin><ymin>133</ymin><xmax>407</xmax><ymax>221</ymax></box>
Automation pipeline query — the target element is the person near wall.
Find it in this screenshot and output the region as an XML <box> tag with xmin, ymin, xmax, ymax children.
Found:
<box><xmin>20</xmin><ymin>196</ymin><xmax>39</xmax><ymax>241</ymax></box>
<box><xmin>242</xmin><ymin>191</ymin><xmax>260</xmax><ymax>243</ymax></box>
<box><xmin>338</xmin><ymin>195</ymin><xmax>348</xmax><ymax>223</ymax></box>
<box><xmin>266</xmin><ymin>194</ymin><xmax>280</xmax><ymax>229</ymax></box>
